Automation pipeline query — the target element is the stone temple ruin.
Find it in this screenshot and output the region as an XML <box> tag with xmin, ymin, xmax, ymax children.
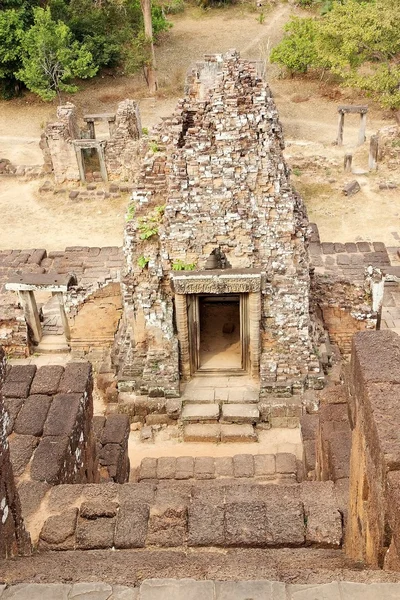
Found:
<box><xmin>2</xmin><ymin>50</ymin><xmax>400</xmax><ymax>591</ymax></box>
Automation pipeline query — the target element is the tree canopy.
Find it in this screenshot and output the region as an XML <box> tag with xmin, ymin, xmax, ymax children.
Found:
<box><xmin>0</xmin><ymin>0</ymin><xmax>171</xmax><ymax>99</ymax></box>
<box><xmin>270</xmin><ymin>0</ymin><xmax>400</xmax><ymax>112</ymax></box>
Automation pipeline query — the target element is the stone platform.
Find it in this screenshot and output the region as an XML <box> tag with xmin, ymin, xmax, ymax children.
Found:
<box><xmin>1</xmin><ymin>579</ymin><xmax>400</xmax><ymax>599</ymax></box>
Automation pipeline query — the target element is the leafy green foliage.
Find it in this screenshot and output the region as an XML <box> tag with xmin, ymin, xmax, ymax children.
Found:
<box><xmin>172</xmin><ymin>259</ymin><xmax>196</xmax><ymax>271</ymax></box>
<box><xmin>126</xmin><ymin>204</ymin><xmax>136</xmax><ymax>221</ymax></box>
<box><xmin>270</xmin><ymin>0</ymin><xmax>400</xmax><ymax>109</ymax></box>
<box><xmin>138</xmin><ymin>255</ymin><xmax>150</xmax><ymax>268</ymax></box>
<box><xmin>137</xmin><ymin>204</ymin><xmax>164</xmax><ymax>240</ymax></box>
<box><xmin>17</xmin><ymin>7</ymin><xmax>97</xmax><ymax>101</ymax></box>
<box><xmin>0</xmin><ymin>0</ymin><xmax>172</xmax><ymax>99</ymax></box>
<box><xmin>270</xmin><ymin>17</ymin><xmax>321</xmax><ymax>74</ymax></box>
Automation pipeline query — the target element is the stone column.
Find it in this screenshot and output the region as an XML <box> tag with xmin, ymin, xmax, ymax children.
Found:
<box><xmin>87</xmin><ymin>120</ymin><xmax>95</xmax><ymax>140</ymax></box>
<box><xmin>98</xmin><ymin>144</ymin><xmax>108</xmax><ymax>182</ymax></box>
<box><xmin>337</xmin><ymin>112</ymin><xmax>345</xmax><ymax>146</ymax></box>
<box><xmin>55</xmin><ymin>292</ymin><xmax>71</xmax><ymax>343</ymax></box>
<box><xmin>175</xmin><ymin>294</ymin><xmax>191</xmax><ymax>380</ymax></box>
<box><xmin>74</xmin><ymin>146</ymin><xmax>86</xmax><ymax>182</ymax></box>
<box><xmin>19</xmin><ymin>291</ymin><xmax>42</xmax><ymax>345</ymax></box>
<box><xmin>248</xmin><ymin>292</ymin><xmax>261</xmax><ymax>378</ymax></box>
<box><xmin>358</xmin><ymin>113</ymin><xmax>367</xmax><ymax>146</ymax></box>
<box><xmin>369</xmin><ymin>134</ymin><xmax>379</xmax><ymax>170</ymax></box>
<box><xmin>344</xmin><ymin>153</ymin><xmax>353</xmax><ymax>172</ymax></box>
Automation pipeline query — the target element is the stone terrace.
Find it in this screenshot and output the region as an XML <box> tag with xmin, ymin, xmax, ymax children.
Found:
<box><xmin>27</xmin><ymin>479</ymin><xmax>343</xmax><ymax>550</ymax></box>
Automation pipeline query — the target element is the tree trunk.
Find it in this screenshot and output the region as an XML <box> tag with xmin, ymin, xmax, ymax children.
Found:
<box><xmin>141</xmin><ymin>0</ymin><xmax>158</xmax><ymax>94</ymax></box>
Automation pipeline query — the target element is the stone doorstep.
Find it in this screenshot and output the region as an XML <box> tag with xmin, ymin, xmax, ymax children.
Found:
<box><xmin>183</xmin><ymin>423</ymin><xmax>257</xmax><ymax>443</ymax></box>
<box><xmin>221</xmin><ymin>403</ymin><xmax>260</xmax><ymax>424</ymax></box>
<box><xmin>2</xmin><ymin>581</ymin><xmax>400</xmax><ymax>600</ymax></box>
<box><xmin>181</xmin><ymin>403</ymin><xmax>220</xmax><ymax>422</ymax></box>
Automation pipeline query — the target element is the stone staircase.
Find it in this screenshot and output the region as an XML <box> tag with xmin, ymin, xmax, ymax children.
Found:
<box><xmin>180</xmin><ymin>377</ymin><xmax>261</xmax><ymax>442</ymax></box>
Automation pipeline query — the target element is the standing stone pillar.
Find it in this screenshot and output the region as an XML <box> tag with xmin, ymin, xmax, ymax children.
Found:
<box><xmin>98</xmin><ymin>144</ymin><xmax>108</xmax><ymax>182</ymax></box>
<box><xmin>337</xmin><ymin>112</ymin><xmax>345</xmax><ymax>146</ymax></box>
<box><xmin>55</xmin><ymin>292</ymin><xmax>71</xmax><ymax>343</ymax></box>
<box><xmin>344</xmin><ymin>153</ymin><xmax>353</xmax><ymax>172</ymax></box>
<box><xmin>19</xmin><ymin>291</ymin><xmax>42</xmax><ymax>345</ymax></box>
<box><xmin>74</xmin><ymin>146</ymin><xmax>86</xmax><ymax>183</ymax></box>
<box><xmin>358</xmin><ymin>113</ymin><xmax>367</xmax><ymax>146</ymax></box>
<box><xmin>175</xmin><ymin>294</ymin><xmax>191</xmax><ymax>380</ymax></box>
<box><xmin>248</xmin><ymin>292</ymin><xmax>261</xmax><ymax>378</ymax></box>
<box><xmin>369</xmin><ymin>134</ymin><xmax>379</xmax><ymax>170</ymax></box>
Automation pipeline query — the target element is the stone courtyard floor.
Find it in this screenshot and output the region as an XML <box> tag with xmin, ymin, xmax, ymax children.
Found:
<box><xmin>1</xmin><ymin>579</ymin><xmax>400</xmax><ymax>599</ymax></box>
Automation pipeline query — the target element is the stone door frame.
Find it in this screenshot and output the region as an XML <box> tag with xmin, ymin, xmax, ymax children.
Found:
<box><xmin>6</xmin><ymin>273</ymin><xmax>77</xmax><ymax>347</ymax></box>
<box><xmin>172</xmin><ymin>271</ymin><xmax>262</xmax><ymax>380</ymax></box>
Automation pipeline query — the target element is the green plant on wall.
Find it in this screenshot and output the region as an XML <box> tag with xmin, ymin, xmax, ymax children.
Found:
<box><xmin>125</xmin><ymin>203</ymin><xmax>135</xmax><ymax>221</ymax></box>
<box><xmin>137</xmin><ymin>204</ymin><xmax>165</xmax><ymax>240</ymax></box>
<box><xmin>172</xmin><ymin>259</ymin><xmax>196</xmax><ymax>271</ymax></box>
<box><xmin>137</xmin><ymin>255</ymin><xmax>150</xmax><ymax>269</ymax></box>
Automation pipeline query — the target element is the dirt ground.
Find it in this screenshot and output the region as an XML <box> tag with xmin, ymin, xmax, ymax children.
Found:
<box><xmin>0</xmin><ymin>1</ymin><xmax>398</xmax><ymax>250</ymax></box>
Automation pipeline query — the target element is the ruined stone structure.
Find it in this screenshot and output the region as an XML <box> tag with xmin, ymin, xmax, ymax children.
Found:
<box><xmin>0</xmin><ymin>247</ymin><xmax>123</xmax><ymax>357</ymax></box>
<box><xmin>0</xmin><ymin>348</ymin><xmax>31</xmax><ymax>558</ymax></box>
<box><xmin>116</xmin><ymin>51</ymin><xmax>323</xmax><ymax>399</ymax></box>
<box><xmin>42</xmin><ymin>100</ymin><xmax>142</xmax><ymax>184</ymax></box>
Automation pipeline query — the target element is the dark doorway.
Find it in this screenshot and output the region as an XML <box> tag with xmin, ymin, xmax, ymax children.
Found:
<box><xmin>198</xmin><ymin>295</ymin><xmax>241</xmax><ymax>370</ymax></box>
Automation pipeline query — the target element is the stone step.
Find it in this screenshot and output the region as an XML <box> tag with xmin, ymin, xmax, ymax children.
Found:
<box><xmin>4</xmin><ymin>580</ymin><xmax>400</xmax><ymax>600</ymax></box>
<box><xmin>221</xmin><ymin>423</ymin><xmax>258</xmax><ymax>443</ymax></box>
<box><xmin>183</xmin><ymin>423</ymin><xmax>257</xmax><ymax>443</ymax></box>
<box><xmin>35</xmin><ymin>335</ymin><xmax>70</xmax><ymax>354</ymax></box>
<box><xmin>2</xmin><ymin>551</ymin><xmax>400</xmax><ymax>588</ymax></box>
<box><xmin>181</xmin><ymin>403</ymin><xmax>220</xmax><ymax>423</ymax></box>
<box><xmin>182</xmin><ymin>387</ymin><xmax>259</xmax><ymax>405</ymax></box>
<box><xmin>137</xmin><ymin>452</ymin><xmax>297</xmax><ymax>482</ymax></box>
<box><xmin>221</xmin><ymin>403</ymin><xmax>260</xmax><ymax>424</ymax></box>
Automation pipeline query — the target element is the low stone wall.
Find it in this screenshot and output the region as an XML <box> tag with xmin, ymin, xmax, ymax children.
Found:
<box><xmin>346</xmin><ymin>330</ymin><xmax>400</xmax><ymax>569</ymax></box>
<box><xmin>31</xmin><ymin>479</ymin><xmax>343</xmax><ymax>551</ymax></box>
<box><xmin>0</xmin><ymin>349</ymin><xmax>31</xmax><ymax>558</ymax></box>
<box><xmin>136</xmin><ymin>452</ymin><xmax>300</xmax><ymax>483</ymax></box>
<box><xmin>4</xmin><ymin>363</ymin><xmax>98</xmax><ymax>486</ymax></box>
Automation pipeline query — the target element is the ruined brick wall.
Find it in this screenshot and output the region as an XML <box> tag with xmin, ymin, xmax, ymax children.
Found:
<box><xmin>119</xmin><ymin>50</ymin><xmax>319</xmax><ymax>396</ymax></box>
<box><xmin>67</xmin><ymin>282</ymin><xmax>122</xmax><ymax>351</ymax></box>
<box><xmin>311</xmin><ymin>276</ymin><xmax>377</xmax><ymax>355</ymax></box>
<box><xmin>44</xmin><ymin>103</ymin><xmax>81</xmax><ymax>183</ymax></box>
<box><xmin>4</xmin><ymin>363</ymin><xmax>99</xmax><ymax>486</ymax></box>
<box><xmin>0</xmin><ymin>349</ymin><xmax>31</xmax><ymax>558</ymax></box>
<box><xmin>346</xmin><ymin>330</ymin><xmax>400</xmax><ymax>568</ymax></box>
<box><xmin>104</xmin><ymin>100</ymin><xmax>142</xmax><ymax>182</ymax></box>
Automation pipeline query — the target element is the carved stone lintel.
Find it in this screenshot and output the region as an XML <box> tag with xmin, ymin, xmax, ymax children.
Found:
<box><xmin>172</xmin><ymin>272</ymin><xmax>262</xmax><ymax>295</ymax></box>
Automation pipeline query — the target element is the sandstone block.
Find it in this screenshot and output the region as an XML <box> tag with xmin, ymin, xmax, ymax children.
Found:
<box><xmin>115</xmin><ymin>503</ymin><xmax>149</xmax><ymax>548</ymax></box>
<box><xmin>176</xmin><ymin>456</ymin><xmax>194</xmax><ymax>480</ymax></box>
<box><xmin>233</xmin><ymin>454</ymin><xmax>255</xmax><ymax>478</ymax></box>
<box><xmin>221</xmin><ymin>404</ymin><xmax>259</xmax><ymax>424</ymax></box>
<box><xmin>30</xmin><ymin>366</ymin><xmax>64</xmax><ymax>396</ymax></box>
<box><xmin>14</xmin><ymin>395</ymin><xmax>52</xmax><ymax>437</ymax></box>
<box><xmin>39</xmin><ymin>508</ymin><xmax>78</xmax><ymax>549</ymax></box>
<box><xmin>76</xmin><ymin>517</ymin><xmax>115</xmax><ymax>549</ymax></box>
<box><xmin>254</xmin><ymin>454</ymin><xmax>276</xmax><ymax>477</ymax></box>
<box><xmin>183</xmin><ymin>424</ymin><xmax>220</xmax><ymax>443</ymax></box>
<box><xmin>215</xmin><ymin>456</ymin><xmax>234</xmax><ymax>478</ymax></box>
<box><xmin>220</xmin><ymin>424</ymin><xmax>257</xmax><ymax>443</ymax></box>
<box><xmin>157</xmin><ymin>457</ymin><xmax>176</xmax><ymax>479</ymax></box>
<box><xmin>139</xmin><ymin>457</ymin><xmax>158</xmax><ymax>480</ymax></box>
<box><xmin>276</xmin><ymin>453</ymin><xmax>297</xmax><ymax>474</ymax></box>
<box><xmin>181</xmin><ymin>403</ymin><xmax>220</xmax><ymax>422</ymax></box>
<box><xmin>194</xmin><ymin>457</ymin><xmax>215</xmax><ymax>480</ymax></box>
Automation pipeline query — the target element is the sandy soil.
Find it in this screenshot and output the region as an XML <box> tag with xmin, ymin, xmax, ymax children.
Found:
<box><xmin>0</xmin><ymin>1</ymin><xmax>398</xmax><ymax>251</ymax></box>
<box><xmin>0</xmin><ymin>180</ymin><xmax>127</xmax><ymax>250</ymax></box>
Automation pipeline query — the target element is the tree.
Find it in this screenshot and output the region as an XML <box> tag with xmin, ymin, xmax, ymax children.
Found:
<box><xmin>140</xmin><ymin>0</ymin><xmax>158</xmax><ymax>93</ymax></box>
<box><xmin>270</xmin><ymin>0</ymin><xmax>400</xmax><ymax>118</ymax></box>
<box><xmin>17</xmin><ymin>7</ymin><xmax>98</xmax><ymax>102</ymax></box>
